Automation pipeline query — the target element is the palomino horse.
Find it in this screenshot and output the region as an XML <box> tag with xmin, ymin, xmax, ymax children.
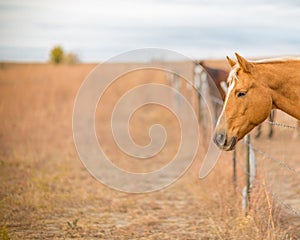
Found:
<box><xmin>197</xmin><ymin>61</ymin><xmax>275</xmax><ymax>138</ymax></box>
<box><xmin>214</xmin><ymin>53</ymin><xmax>300</xmax><ymax>151</ymax></box>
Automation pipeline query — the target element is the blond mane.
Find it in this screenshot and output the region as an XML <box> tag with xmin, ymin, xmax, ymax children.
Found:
<box><xmin>251</xmin><ymin>57</ymin><xmax>300</xmax><ymax>65</ymax></box>
<box><xmin>227</xmin><ymin>66</ymin><xmax>240</xmax><ymax>86</ymax></box>
<box><xmin>227</xmin><ymin>57</ymin><xmax>300</xmax><ymax>86</ymax></box>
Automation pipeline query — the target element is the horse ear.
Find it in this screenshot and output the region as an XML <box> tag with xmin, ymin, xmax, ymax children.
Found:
<box><xmin>235</xmin><ymin>52</ymin><xmax>253</xmax><ymax>73</ymax></box>
<box><xmin>226</xmin><ymin>56</ymin><xmax>236</xmax><ymax>68</ymax></box>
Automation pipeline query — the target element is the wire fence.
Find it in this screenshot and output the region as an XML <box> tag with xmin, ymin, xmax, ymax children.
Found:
<box><xmin>228</xmin><ymin>123</ymin><xmax>300</xmax><ymax>240</ymax></box>
<box><xmin>166</xmin><ymin>63</ymin><xmax>300</xmax><ymax>237</ymax></box>
<box><xmin>192</xmin><ymin>62</ymin><xmax>300</xmax><ymax>238</ymax></box>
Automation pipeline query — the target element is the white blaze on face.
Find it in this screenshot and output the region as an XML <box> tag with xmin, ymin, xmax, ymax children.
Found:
<box><xmin>216</xmin><ymin>69</ymin><xmax>237</xmax><ymax>126</ymax></box>
<box><xmin>224</xmin><ymin>78</ymin><xmax>235</xmax><ymax>106</ymax></box>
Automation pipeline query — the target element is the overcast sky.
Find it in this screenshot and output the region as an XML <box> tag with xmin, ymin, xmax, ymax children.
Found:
<box><xmin>0</xmin><ymin>0</ymin><xmax>300</xmax><ymax>62</ymax></box>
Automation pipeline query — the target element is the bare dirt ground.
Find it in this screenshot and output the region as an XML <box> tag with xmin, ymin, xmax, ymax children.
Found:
<box><xmin>0</xmin><ymin>62</ymin><xmax>299</xmax><ymax>239</ymax></box>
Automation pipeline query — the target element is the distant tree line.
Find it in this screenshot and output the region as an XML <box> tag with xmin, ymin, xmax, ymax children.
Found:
<box><xmin>49</xmin><ymin>46</ymin><xmax>79</xmax><ymax>64</ymax></box>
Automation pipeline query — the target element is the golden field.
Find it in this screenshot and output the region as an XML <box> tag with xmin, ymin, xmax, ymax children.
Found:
<box><xmin>0</xmin><ymin>62</ymin><xmax>299</xmax><ymax>239</ymax></box>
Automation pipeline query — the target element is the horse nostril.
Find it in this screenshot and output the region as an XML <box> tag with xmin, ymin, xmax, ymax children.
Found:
<box><xmin>214</xmin><ymin>132</ymin><xmax>226</xmax><ymax>146</ymax></box>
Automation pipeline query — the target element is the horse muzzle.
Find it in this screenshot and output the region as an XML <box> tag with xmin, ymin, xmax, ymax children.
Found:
<box><xmin>213</xmin><ymin>132</ymin><xmax>237</xmax><ymax>151</ymax></box>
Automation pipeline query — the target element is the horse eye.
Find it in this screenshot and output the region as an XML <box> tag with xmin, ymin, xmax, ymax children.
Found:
<box><xmin>237</xmin><ymin>91</ymin><xmax>247</xmax><ymax>98</ymax></box>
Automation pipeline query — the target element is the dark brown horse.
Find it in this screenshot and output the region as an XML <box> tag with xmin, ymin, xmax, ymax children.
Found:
<box><xmin>198</xmin><ymin>61</ymin><xmax>228</xmax><ymax>101</ymax></box>
<box><xmin>194</xmin><ymin>60</ymin><xmax>228</xmax><ymax>124</ymax></box>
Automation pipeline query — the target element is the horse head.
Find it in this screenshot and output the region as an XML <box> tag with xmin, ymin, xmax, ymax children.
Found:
<box><xmin>213</xmin><ymin>53</ymin><xmax>273</xmax><ymax>151</ymax></box>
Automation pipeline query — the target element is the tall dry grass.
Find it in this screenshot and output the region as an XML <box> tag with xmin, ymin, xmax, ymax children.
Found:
<box><xmin>0</xmin><ymin>63</ymin><xmax>297</xmax><ymax>239</ymax></box>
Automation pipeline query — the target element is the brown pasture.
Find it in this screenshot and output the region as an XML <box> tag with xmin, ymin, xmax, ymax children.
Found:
<box><xmin>0</xmin><ymin>62</ymin><xmax>299</xmax><ymax>239</ymax></box>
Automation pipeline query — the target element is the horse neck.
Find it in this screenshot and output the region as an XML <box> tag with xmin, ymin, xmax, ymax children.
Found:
<box><xmin>257</xmin><ymin>61</ymin><xmax>300</xmax><ymax>120</ymax></box>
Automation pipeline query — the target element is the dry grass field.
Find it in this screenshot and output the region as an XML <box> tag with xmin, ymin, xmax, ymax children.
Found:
<box><xmin>0</xmin><ymin>62</ymin><xmax>299</xmax><ymax>239</ymax></box>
